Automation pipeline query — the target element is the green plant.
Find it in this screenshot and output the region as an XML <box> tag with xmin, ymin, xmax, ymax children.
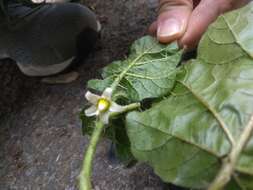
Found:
<box><xmin>79</xmin><ymin>3</ymin><xmax>253</xmax><ymax>190</ymax></box>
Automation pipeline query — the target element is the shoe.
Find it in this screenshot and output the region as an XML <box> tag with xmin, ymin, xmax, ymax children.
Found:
<box><xmin>0</xmin><ymin>2</ymin><xmax>100</xmax><ymax>76</ymax></box>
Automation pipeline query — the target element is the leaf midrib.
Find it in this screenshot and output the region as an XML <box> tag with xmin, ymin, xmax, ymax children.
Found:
<box><xmin>177</xmin><ymin>80</ymin><xmax>235</xmax><ymax>147</ymax></box>
<box><xmin>110</xmin><ymin>44</ymin><xmax>177</xmax><ymax>91</ymax></box>
<box><xmin>222</xmin><ymin>15</ymin><xmax>252</xmax><ymax>59</ymax></box>
<box><xmin>129</xmin><ymin>117</ymin><xmax>221</xmax><ymax>158</ymax></box>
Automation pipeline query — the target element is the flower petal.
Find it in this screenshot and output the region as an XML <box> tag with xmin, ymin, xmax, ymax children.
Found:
<box><xmin>85</xmin><ymin>91</ymin><xmax>100</xmax><ymax>104</ymax></box>
<box><xmin>102</xmin><ymin>88</ymin><xmax>113</xmax><ymax>99</ymax></box>
<box><xmin>85</xmin><ymin>105</ymin><xmax>98</xmax><ymax>117</ymax></box>
<box><xmin>100</xmin><ymin>112</ymin><xmax>110</xmax><ymax>124</ymax></box>
<box><xmin>109</xmin><ymin>102</ymin><xmax>125</xmax><ymax>113</ymax></box>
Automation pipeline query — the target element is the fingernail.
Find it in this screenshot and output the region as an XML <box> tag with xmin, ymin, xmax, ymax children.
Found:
<box><xmin>157</xmin><ymin>18</ymin><xmax>181</xmax><ymax>37</ymax></box>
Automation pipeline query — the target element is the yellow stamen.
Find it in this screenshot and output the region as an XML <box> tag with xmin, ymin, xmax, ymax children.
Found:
<box><xmin>97</xmin><ymin>98</ymin><xmax>110</xmax><ymax>112</ymax></box>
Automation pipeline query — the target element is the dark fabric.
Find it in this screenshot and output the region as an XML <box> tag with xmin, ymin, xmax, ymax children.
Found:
<box><xmin>0</xmin><ymin>0</ymin><xmax>42</xmax><ymax>23</ymax></box>
<box><xmin>0</xmin><ymin>2</ymin><xmax>98</xmax><ymax>71</ymax></box>
<box><xmin>0</xmin><ymin>0</ymin><xmax>8</xmax><ymax>19</ymax></box>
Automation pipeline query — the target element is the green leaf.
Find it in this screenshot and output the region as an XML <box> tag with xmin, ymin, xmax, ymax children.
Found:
<box><xmin>88</xmin><ymin>36</ymin><xmax>182</xmax><ymax>102</ymax></box>
<box><xmin>233</xmin><ymin>173</ymin><xmax>253</xmax><ymax>189</ymax></box>
<box><xmin>126</xmin><ymin>3</ymin><xmax>253</xmax><ymax>189</ymax></box>
<box><xmin>80</xmin><ymin>108</ymin><xmax>96</xmax><ymax>136</ymax></box>
<box><xmin>109</xmin><ymin>118</ymin><xmax>135</xmax><ymax>165</ymax></box>
<box><xmin>82</xmin><ymin>36</ymin><xmax>182</xmax><ymax>167</ymax></box>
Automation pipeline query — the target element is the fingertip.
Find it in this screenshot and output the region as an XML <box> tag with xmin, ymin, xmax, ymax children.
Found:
<box><xmin>156</xmin><ymin>5</ymin><xmax>192</xmax><ymax>44</ymax></box>
<box><xmin>148</xmin><ymin>21</ymin><xmax>158</xmax><ymax>36</ymax></box>
<box><xmin>157</xmin><ymin>18</ymin><xmax>184</xmax><ymax>43</ymax></box>
<box><xmin>179</xmin><ymin>33</ymin><xmax>199</xmax><ymax>50</ymax></box>
<box><xmin>157</xmin><ymin>30</ymin><xmax>182</xmax><ymax>44</ymax></box>
<box><xmin>179</xmin><ymin>0</ymin><xmax>222</xmax><ymax>49</ymax></box>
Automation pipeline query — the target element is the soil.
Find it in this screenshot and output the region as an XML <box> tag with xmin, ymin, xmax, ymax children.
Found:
<box><xmin>0</xmin><ymin>0</ymin><xmax>171</xmax><ymax>190</ymax></box>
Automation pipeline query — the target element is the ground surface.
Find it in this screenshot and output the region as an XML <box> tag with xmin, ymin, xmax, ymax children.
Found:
<box><xmin>0</xmin><ymin>0</ymin><xmax>169</xmax><ymax>189</ymax></box>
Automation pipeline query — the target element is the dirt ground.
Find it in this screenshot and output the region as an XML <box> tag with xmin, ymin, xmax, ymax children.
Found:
<box><xmin>0</xmin><ymin>0</ymin><xmax>171</xmax><ymax>189</ymax></box>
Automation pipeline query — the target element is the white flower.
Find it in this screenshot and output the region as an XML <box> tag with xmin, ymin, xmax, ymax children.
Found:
<box><xmin>85</xmin><ymin>88</ymin><xmax>126</xmax><ymax>124</ymax></box>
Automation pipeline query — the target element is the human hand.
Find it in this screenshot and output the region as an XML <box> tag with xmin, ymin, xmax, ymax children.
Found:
<box><xmin>149</xmin><ymin>0</ymin><xmax>250</xmax><ymax>49</ymax></box>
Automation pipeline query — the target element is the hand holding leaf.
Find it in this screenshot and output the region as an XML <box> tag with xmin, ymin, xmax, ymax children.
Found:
<box><xmin>80</xmin><ymin>3</ymin><xmax>253</xmax><ymax>189</ymax></box>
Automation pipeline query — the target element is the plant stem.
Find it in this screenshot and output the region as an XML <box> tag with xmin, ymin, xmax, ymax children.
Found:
<box><xmin>208</xmin><ymin>115</ymin><xmax>253</xmax><ymax>190</ymax></box>
<box><xmin>110</xmin><ymin>102</ymin><xmax>141</xmax><ymax>118</ymax></box>
<box><xmin>79</xmin><ymin>121</ymin><xmax>104</xmax><ymax>190</ymax></box>
<box><xmin>79</xmin><ymin>47</ymin><xmax>148</xmax><ymax>189</ymax></box>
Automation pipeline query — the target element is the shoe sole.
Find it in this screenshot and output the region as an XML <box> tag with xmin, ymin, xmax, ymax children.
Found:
<box><xmin>16</xmin><ymin>56</ymin><xmax>74</xmax><ymax>77</ymax></box>
<box><xmin>96</xmin><ymin>20</ymin><xmax>102</xmax><ymax>32</ymax></box>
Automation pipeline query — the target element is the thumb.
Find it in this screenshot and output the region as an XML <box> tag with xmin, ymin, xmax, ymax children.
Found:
<box><xmin>156</xmin><ymin>0</ymin><xmax>193</xmax><ymax>44</ymax></box>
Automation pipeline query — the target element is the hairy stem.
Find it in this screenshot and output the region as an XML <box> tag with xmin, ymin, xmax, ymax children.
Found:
<box><xmin>79</xmin><ymin>121</ymin><xmax>104</xmax><ymax>190</ymax></box>
<box><xmin>110</xmin><ymin>102</ymin><xmax>141</xmax><ymax>118</ymax></box>
<box><xmin>79</xmin><ymin>103</ymin><xmax>140</xmax><ymax>190</ymax></box>
<box><xmin>79</xmin><ymin>45</ymin><xmax>154</xmax><ymax>190</ymax></box>
<box><xmin>208</xmin><ymin>115</ymin><xmax>253</xmax><ymax>190</ymax></box>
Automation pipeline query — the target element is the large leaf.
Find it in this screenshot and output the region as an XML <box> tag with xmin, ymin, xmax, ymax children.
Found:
<box><xmin>81</xmin><ymin>36</ymin><xmax>182</xmax><ymax>163</ymax></box>
<box><xmin>88</xmin><ymin>36</ymin><xmax>182</xmax><ymax>102</ymax></box>
<box><xmin>126</xmin><ymin>3</ymin><xmax>253</xmax><ymax>189</ymax></box>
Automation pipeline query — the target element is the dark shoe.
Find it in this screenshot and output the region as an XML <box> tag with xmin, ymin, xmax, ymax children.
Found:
<box><xmin>0</xmin><ymin>2</ymin><xmax>100</xmax><ymax>76</ymax></box>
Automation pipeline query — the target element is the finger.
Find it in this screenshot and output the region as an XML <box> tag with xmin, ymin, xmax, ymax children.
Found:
<box><xmin>157</xmin><ymin>0</ymin><xmax>193</xmax><ymax>44</ymax></box>
<box><xmin>180</xmin><ymin>0</ymin><xmax>250</xmax><ymax>49</ymax></box>
<box><xmin>193</xmin><ymin>0</ymin><xmax>201</xmax><ymax>7</ymax></box>
<box><xmin>148</xmin><ymin>21</ymin><xmax>158</xmax><ymax>36</ymax></box>
<box><xmin>233</xmin><ymin>0</ymin><xmax>250</xmax><ymax>8</ymax></box>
